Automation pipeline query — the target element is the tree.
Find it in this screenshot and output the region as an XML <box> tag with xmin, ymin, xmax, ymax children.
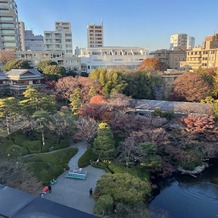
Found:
<box><xmin>117</xmin><ymin>137</ymin><xmax>143</xmax><ymax>167</ymax></box>
<box><xmin>137</xmin><ymin>57</ymin><xmax>167</xmax><ymax>72</ymax></box>
<box><xmin>20</xmin><ymin>87</ymin><xmax>56</xmax><ymax>135</ymax></box>
<box><xmin>0</xmin><ymin>97</ymin><xmax>20</xmax><ymax>135</ymax></box>
<box><xmin>73</xmin><ymin>117</ymin><xmax>98</xmax><ymax>142</ymax></box>
<box><xmin>139</xmin><ymin>142</ymin><xmax>162</xmax><ymax>171</ymax></box>
<box><xmin>36</xmin><ymin>60</ymin><xmax>57</xmax><ymax>72</ymax></box>
<box><xmin>123</xmin><ymin>71</ymin><xmax>154</xmax><ymax>99</ymax></box>
<box><xmin>182</xmin><ymin>114</ymin><xmax>215</xmax><ymax>133</ymax></box>
<box><xmin>89</xmin><ymin>68</ymin><xmax>127</xmax><ymax>96</ymax></box>
<box><xmin>69</xmin><ymin>88</ymin><xmax>82</xmax><ymax>114</ymax></box>
<box><xmin>3</xmin><ymin>59</ymin><xmax>32</xmax><ymax>72</ymax></box>
<box><xmin>117</xmin><ymin>138</ymin><xmax>162</xmax><ymax>170</ymax></box>
<box><xmin>89</xmin><ymin>95</ymin><xmax>106</xmax><ymax>104</ymax></box>
<box><xmin>94</xmin><ymin>195</ymin><xmax>114</xmax><ymax>217</ymax></box>
<box><xmin>95</xmin><ymin>173</ymin><xmax>151</xmax><ymax>205</ymax></box>
<box><xmin>78</xmin><ymin>103</ymin><xmax>112</xmax><ymax>122</ymax></box>
<box><xmin>47</xmin><ymin>111</ymin><xmax>76</xmax><ymax>143</ymax></box>
<box><xmin>0</xmin><ymin>49</ymin><xmax>16</xmax><ymax>65</ymax></box>
<box><xmin>93</xmin><ymin>123</ymin><xmax>116</xmax><ymax>160</ymax></box>
<box><xmin>55</xmin><ymin>76</ymin><xmax>100</xmax><ymax>102</ymax></box>
<box><xmin>172</xmin><ymin>72</ymin><xmax>212</xmax><ymax>102</ymax></box>
<box><xmin>32</xmin><ymin>110</ymin><xmax>50</xmax><ymax>146</ymax></box>
<box><xmin>43</xmin><ymin>65</ymin><xmax>66</xmax><ymax>80</ymax></box>
<box><xmin>0</xmin><ymin>158</ymin><xmax>42</xmax><ymax>195</ymax></box>
<box><xmin>202</xmin><ymin>96</ymin><xmax>218</xmax><ymax>119</ymax></box>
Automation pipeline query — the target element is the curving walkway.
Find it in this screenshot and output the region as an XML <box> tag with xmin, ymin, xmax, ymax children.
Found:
<box><xmin>44</xmin><ymin>141</ymin><xmax>105</xmax><ymax>214</ymax></box>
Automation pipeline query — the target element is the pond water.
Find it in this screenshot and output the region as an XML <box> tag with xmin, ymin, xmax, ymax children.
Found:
<box><xmin>149</xmin><ymin>161</ymin><xmax>218</xmax><ymax>218</ymax></box>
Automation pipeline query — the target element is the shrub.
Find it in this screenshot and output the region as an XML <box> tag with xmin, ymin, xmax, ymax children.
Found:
<box><xmin>27</xmin><ymin>140</ymin><xmax>42</xmax><ymax>153</ymax></box>
<box><xmin>7</xmin><ymin>144</ymin><xmax>27</xmax><ymax>157</ymax></box>
<box><xmin>152</xmin><ymin>108</ymin><xmax>175</xmax><ymax>120</ymax></box>
<box><xmin>78</xmin><ymin>148</ymin><xmax>98</xmax><ymax>168</ymax></box>
<box><xmin>94</xmin><ymin>195</ymin><xmax>114</xmax><ymax>216</ymax></box>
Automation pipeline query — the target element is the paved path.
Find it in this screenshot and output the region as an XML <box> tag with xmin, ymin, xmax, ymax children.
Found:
<box><xmin>44</xmin><ymin>141</ymin><xmax>105</xmax><ymax>214</ymax></box>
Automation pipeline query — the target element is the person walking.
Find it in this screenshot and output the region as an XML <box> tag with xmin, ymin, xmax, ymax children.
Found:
<box><xmin>89</xmin><ymin>188</ymin><xmax>93</xmax><ymax>196</ymax></box>
<box><xmin>48</xmin><ymin>184</ymin><xmax>52</xmax><ymax>193</ymax></box>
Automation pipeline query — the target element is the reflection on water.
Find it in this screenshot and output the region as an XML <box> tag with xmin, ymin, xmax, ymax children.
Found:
<box><xmin>149</xmin><ymin>161</ymin><xmax>218</xmax><ymax>218</ymax></box>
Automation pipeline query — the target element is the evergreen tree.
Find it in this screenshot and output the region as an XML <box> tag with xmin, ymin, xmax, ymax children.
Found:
<box><xmin>69</xmin><ymin>88</ymin><xmax>82</xmax><ymax>114</ymax></box>
<box><xmin>93</xmin><ymin>123</ymin><xmax>116</xmax><ymax>160</ymax></box>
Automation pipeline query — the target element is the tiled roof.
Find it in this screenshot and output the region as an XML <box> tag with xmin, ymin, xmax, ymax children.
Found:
<box><xmin>134</xmin><ymin>99</ymin><xmax>212</xmax><ymax>115</ymax></box>
<box><xmin>6</xmin><ymin>69</ymin><xmax>42</xmax><ymax>77</ymax></box>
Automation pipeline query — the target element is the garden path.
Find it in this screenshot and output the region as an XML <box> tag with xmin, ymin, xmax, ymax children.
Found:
<box><xmin>44</xmin><ymin>141</ymin><xmax>105</xmax><ymax>214</ymax></box>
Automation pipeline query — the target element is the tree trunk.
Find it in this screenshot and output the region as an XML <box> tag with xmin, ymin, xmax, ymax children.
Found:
<box><xmin>41</xmin><ymin>128</ymin><xmax>45</xmax><ymax>146</ymax></box>
<box><xmin>6</xmin><ymin>116</ymin><xmax>10</xmax><ymax>135</ymax></box>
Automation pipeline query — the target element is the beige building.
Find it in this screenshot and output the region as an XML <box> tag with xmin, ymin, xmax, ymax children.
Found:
<box><xmin>180</xmin><ymin>34</ymin><xmax>218</xmax><ymax>70</ymax></box>
<box><xmin>19</xmin><ymin>21</ymin><xmax>25</xmax><ymax>51</ymax></box>
<box><xmin>150</xmin><ymin>49</ymin><xmax>186</xmax><ymax>69</ymax></box>
<box><xmin>87</xmin><ymin>23</ymin><xmax>103</xmax><ymax>48</ymax></box>
<box><xmin>16</xmin><ymin>50</ymin><xmax>81</xmax><ymax>72</ymax></box>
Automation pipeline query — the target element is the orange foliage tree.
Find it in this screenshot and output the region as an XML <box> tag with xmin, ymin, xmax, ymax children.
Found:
<box><xmin>172</xmin><ymin>72</ymin><xmax>212</xmax><ymax>102</ymax></box>
<box><xmin>137</xmin><ymin>58</ymin><xmax>167</xmax><ymax>72</ymax></box>
<box><xmin>89</xmin><ymin>95</ymin><xmax>106</xmax><ymax>104</ymax></box>
<box><xmin>182</xmin><ymin>114</ymin><xmax>215</xmax><ymax>133</ymax></box>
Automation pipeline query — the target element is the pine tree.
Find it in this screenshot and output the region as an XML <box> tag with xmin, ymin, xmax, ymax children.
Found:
<box><xmin>93</xmin><ymin>123</ymin><xmax>116</xmax><ymax>160</ymax></box>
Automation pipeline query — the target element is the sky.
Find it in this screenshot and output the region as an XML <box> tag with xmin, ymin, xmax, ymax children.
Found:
<box><xmin>15</xmin><ymin>0</ymin><xmax>218</xmax><ymax>51</ymax></box>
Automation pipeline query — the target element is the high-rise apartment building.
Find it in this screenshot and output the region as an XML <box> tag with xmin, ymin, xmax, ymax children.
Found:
<box><xmin>19</xmin><ymin>21</ymin><xmax>25</xmax><ymax>51</ymax></box>
<box><xmin>87</xmin><ymin>23</ymin><xmax>103</xmax><ymax>48</ymax></box>
<box><xmin>187</xmin><ymin>36</ymin><xmax>195</xmax><ymax>49</ymax></box>
<box><xmin>0</xmin><ymin>0</ymin><xmax>21</xmax><ymax>50</ymax></box>
<box><xmin>19</xmin><ymin>21</ymin><xmax>44</xmax><ymax>51</ymax></box>
<box><xmin>170</xmin><ymin>34</ymin><xmax>187</xmax><ymax>50</ymax></box>
<box><xmin>44</xmin><ymin>21</ymin><xmax>73</xmax><ymax>55</ymax></box>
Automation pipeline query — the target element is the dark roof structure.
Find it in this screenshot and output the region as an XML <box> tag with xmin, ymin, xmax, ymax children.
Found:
<box><xmin>6</xmin><ymin>69</ymin><xmax>42</xmax><ymax>77</ymax></box>
<box><xmin>134</xmin><ymin>99</ymin><xmax>212</xmax><ymax>115</ymax></box>
<box><xmin>0</xmin><ymin>185</ymin><xmax>97</xmax><ymax>218</ymax></box>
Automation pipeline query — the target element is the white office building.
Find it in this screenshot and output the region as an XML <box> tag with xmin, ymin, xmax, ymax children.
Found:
<box><xmin>0</xmin><ymin>0</ymin><xmax>20</xmax><ymax>50</ymax></box>
<box><xmin>78</xmin><ymin>46</ymin><xmax>151</xmax><ymax>73</ymax></box>
<box><xmin>44</xmin><ymin>21</ymin><xmax>73</xmax><ymax>55</ymax></box>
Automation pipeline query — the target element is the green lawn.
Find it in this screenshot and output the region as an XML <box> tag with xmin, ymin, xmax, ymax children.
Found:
<box><xmin>25</xmin><ymin>147</ymin><xmax>78</xmax><ymax>184</ymax></box>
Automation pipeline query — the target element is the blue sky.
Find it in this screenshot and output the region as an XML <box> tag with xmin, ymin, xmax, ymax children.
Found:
<box><xmin>16</xmin><ymin>0</ymin><xmax>218</xmax><ymax>51</ymax></box>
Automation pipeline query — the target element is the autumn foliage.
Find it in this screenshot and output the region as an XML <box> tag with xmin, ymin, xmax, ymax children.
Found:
<box><xmin>172</xmin><ymin>72</ymin><xmax>212</xmax><ymax>102</ymax></box>
<box><xmin>89</xmin><ymin>95</ymin><xmax>106</xmax><ymax>104</ymax></box>
<box><xmin>55</xmin><ymin>76</ymin><xmax>100</xmax><ymax>101</ymax></box>
<box><xmin>182</xmin><ymin>114</ymin><xmax>215</xmax><ymax>133</ymax></box>
<box><xmin>137</xmin><ymin>57</ymin><xmax>167</xmax><ymax>72</ymax></box>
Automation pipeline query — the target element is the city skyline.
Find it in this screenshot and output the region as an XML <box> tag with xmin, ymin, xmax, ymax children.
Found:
<box><xmin>16</xmin><ymin>0</ymin><xmax>218</xmax><ymax>51</ymax></box>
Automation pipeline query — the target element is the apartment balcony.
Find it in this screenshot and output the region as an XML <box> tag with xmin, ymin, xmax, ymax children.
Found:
<box><xmin>187</xmin><ymin>54</ymin><xmax>201</xmax><ymax>58</ymax></box>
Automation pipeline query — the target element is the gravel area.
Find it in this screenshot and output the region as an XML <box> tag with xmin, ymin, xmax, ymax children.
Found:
<box><xmin>44</xmin><ymin>141</ymin><xmax>105</xmax><ymax>214</ymax></box>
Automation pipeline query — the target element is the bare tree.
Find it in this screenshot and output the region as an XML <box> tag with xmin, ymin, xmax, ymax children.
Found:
<box><xmin>0</xmin><ymin>158</ymin><xmax>42</xmax><ymax>195</ymax></box>
<box><xmin>73</xmin><ymin>117</ymin><xmax>98</xmax><ymax>142</ymax></box>
<box><xmin>0</xmin><ymin>49</ymin><xmax>16</xmax><ymax>66</ymax></box>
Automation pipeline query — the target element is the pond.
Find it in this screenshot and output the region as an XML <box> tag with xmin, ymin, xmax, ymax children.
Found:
<box><xmin>149</xmin><ymin>161</ymin><xmax>218</xmax><ymax>218</ymax></box>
